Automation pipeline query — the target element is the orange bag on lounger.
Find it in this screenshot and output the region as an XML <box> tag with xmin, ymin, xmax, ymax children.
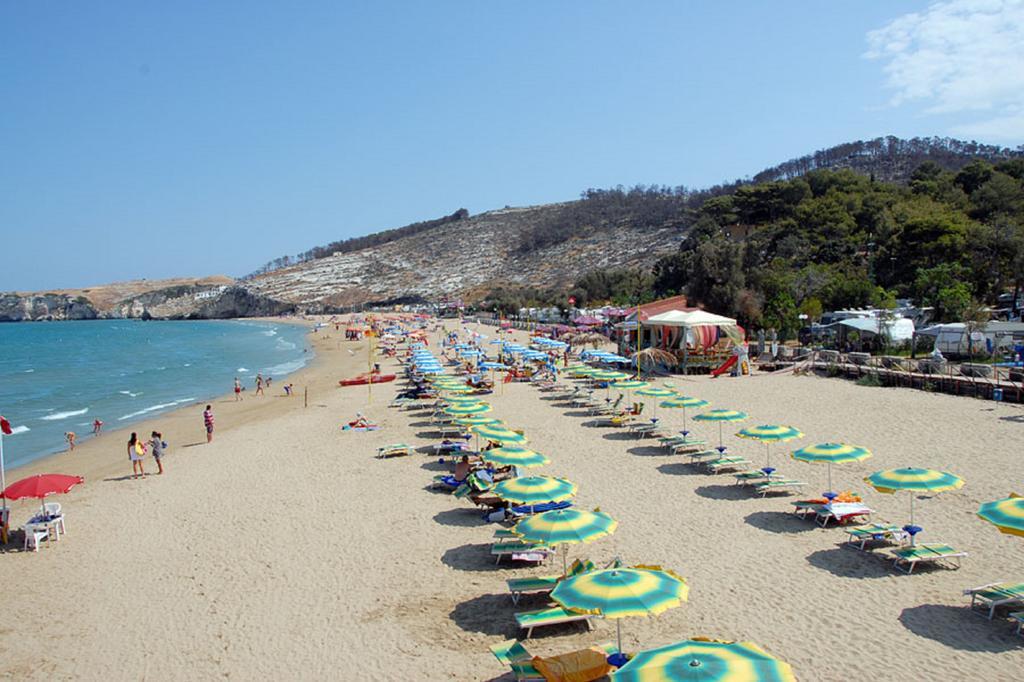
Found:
<box><xmin>532</xmin><ymin>647</ymin><xmax>612</xmax><ymax>682</ymax></box>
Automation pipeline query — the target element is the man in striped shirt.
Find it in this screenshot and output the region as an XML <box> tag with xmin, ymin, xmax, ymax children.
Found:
<box><xmin>203</xmin><ymin>405</ymin><xmax>214</xmax><ymax>443</ymax></box>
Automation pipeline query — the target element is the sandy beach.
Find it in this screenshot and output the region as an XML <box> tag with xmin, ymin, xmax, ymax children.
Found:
<box><xmin>2</xmin><ymin>318</ymin><xmax>1023</xmax><ymax>680</ymax></box>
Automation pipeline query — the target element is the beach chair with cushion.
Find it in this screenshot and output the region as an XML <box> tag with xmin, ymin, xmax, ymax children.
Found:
<box><xmin>705</xmin><ymin>456</ymin><xmax>752</xmax><ymax>473</ymax></box>
<box><xmin>754</xmin><ymin>479</ymin><xmax>806</xmax><ymax>497</ymax></box>
<box><xmin>492</xmin><ymin>540</ymin><xmax>552</xmax><ymax>565</ymax></box>
<box><xmin>669</xmin><ymin>439</ymin><xmax>709</xmax><ymax>454</ymax></box>
<box><xmin>791</xmin><ymin>500</ymin><xmax>826</xmax><ymax>518</ymax></box>
<box><xmin>22</xmin><ymin>521</ymin><xmax>51</xmax><ymax>552</ymax></box>
<box><xmin>891</xmin><ymin>543</ymin><xmax>967</xmax><ymax>574</ymax></box>
<box><xmin>628</xmin><ymin>421</ymin><xmax>665</xmax><ymax>438</ymax></box>
<box><xmin>814</xmin><ymin>502</ymin><xmax>873</xmax><ymax>527</ymax></box>
<box><xmin>844</xmin><ymin>523</ymin><xmax>906</xmax><ymax>551</ymax></box>
<box><xmin>507</xmin><ymin>558</ymin><xmax>596</xmax><ymax>604</ymax></box>
<box><xmin>515</xmin><ymin>605</ymin><xmax>594</xmax><ymax>638</ymax></box>
<box><xmin>376</xmin><ymin>443</ymin><xmax>411</xmax><ymax>459</ymax></box>
<box><xmin>490</xmin><ymin>639</ymin><xmax>616</xmax><ymax>682</ymax></box>
<box><xmin>964</xmin><ymin>582</ymin><xmax>1024</xmax><ymax>619</ymax></box>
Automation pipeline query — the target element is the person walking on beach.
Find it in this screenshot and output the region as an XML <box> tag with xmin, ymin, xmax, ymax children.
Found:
<box><xmin>65</xmin><ymin>431</ymin><xmax>76</xmax><ymax>451</ymax></box>
<box><xmin>234</xmin><ymin>377</ymin><xmax>242</xmax><ymax>401</ymax></box>
<box><xmin>203</xmin><ymin>405</ymin><xmax>214</xmax><ymax>443</ymax></box>
<box><xmin>92</xmin><ymin>419</ymin><xmax>103</xmax><ymax>435</ymax></box>
<box><xmin>255</xmin><ymin>373</ymin><xmax>264</xmax><ymax>396</ymax></box>
<box><xmin>128</xmin><ymin>432</ymin><xmax>146</xmax><ymax>479</ymax></box>
<box><xmin>149</xmin><ymin>431</ymin><xmax>165</xmax><ymax>475</ymax></box>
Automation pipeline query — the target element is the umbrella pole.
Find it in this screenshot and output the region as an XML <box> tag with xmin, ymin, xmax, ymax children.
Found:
<box><xmin>718</xmin><ymin>422</ymin><xmax>724</xmax><ymax>451</ymax></box>
<box><xmin>682</xmin><ymin>408</ymin><xmax>688</xmax><ymax>436</ymax></box>
<box><xmin>562</xmin><ymin>545</ymin><xmax>568</xmax><ymax>576</ymax></box>
<box><xmin>616</xmin><ymin>619</ymin><xmax>623</xmax><ymax>655</ymax></box>
<box><xmin>827</xmin><ymin>462</ymin><xmax>833</xmax><ymax>494</ymax></box>
<box><xmin>0</xmin><ymin>431</ymin><xmax>6</xmax><ymax>512</ymax></box>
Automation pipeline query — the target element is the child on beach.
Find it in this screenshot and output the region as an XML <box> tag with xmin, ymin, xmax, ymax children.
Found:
<box><xmin>284</xmin><ymin>383</ymin><xmax>293</xmax><ymax>396</ymax></box>
<box><xmin>128</xmin><ymin>432</ymin><xmax>146</xmax><ymax>478</ymax></box>
<box><xmin>234</xmin><ymin>377</ymin><xmax>242</xmax><ymax>401</ymax></box>
<box><xmin>92</xmin><ymin>419</ymin><xmax>103</xmax><ymax>435</ymax></box>
<box><xmin>65</xmin><ymin>431</ymin><xmax>76</xmax><ymax>451</ymax></box>
<box><xmin>203</xmin><ymin>405</ymin><xmax>214</xmax><ymax>443</ymax></box>
<box><xmin>149</xmin><ymin>431</ymin><xmax>165</xmax><ymax>475</ymax></box>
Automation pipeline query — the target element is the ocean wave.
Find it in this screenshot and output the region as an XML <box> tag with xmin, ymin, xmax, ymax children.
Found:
<box><xmin>8</xmin><ymin>425</ymin><xmax>29</xmax><ymax>435</ymax></box>
<box><xmin>262</xmin><ymin>359</ymin><xmax>307</xmax><ymax>377</ymax></box>
<box><xmin>276</xmin><ymin>339</ymin><xmax>297</xmax><ymax>351</ymax></box>
<box><xmin>119</xmin><ymin>390</ymin><xmax>142</xmax><ymax>397</ymax></box>
<box><xmin>24</xmin><ymin>369</ymin><xmax>34</xmax><ymax>373</ymax></box>
<box><xmin>237</xmin><ymin>367</ymin><xmax>249</xmax><ymax>373</ymax></box>
<box><xmin>261</xmin><ymin>329</ymin><xmax>278</xmax><ymax>336</ymax></box>
<box><xmin>118</xmin><ymin>397</ymin><xmax>197</xmax><ymax>421</ymax></box>
<box><xmin>40</xmin><ymin>408</ymin><xmax>89</xmax><ymax>421</ymax></box>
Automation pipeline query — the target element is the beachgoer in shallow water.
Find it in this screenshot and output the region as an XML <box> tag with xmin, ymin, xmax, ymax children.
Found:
<box><xmin>128</xmin><ymin>432</ymin><xmax>145</xmax><ymax>478</ymax></box>
<box><xmin>92</xmin><ymin>419</ymin><xmax>103</xmax><ymax>435</ymax></box>
<box><xmin>255</xmin><ymin>373</ymin><xmax>264</xmax><ymax>396</ymax></box>
<box><xmin>65</xmin><ymin>431</ymin><xmax>76</xmax><ymax>451</ymax></box>
<box><xmin>203</xmin><ymin>405</ymin><xmax>214</xmax><ymax>443</ymax></box>
<box><xmin>150</xmin><ymin>431</ymin><xmax>165</xmax><ymax>475</ymax></box>
<box><xmin>234</xmin><ymin>377</ymin><xmax>242</xmax><ymax>401</ymax></box>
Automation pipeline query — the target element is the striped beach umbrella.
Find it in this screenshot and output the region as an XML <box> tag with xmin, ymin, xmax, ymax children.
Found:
<box><xmin>635</xmin><ymin>386</ymin><xmax>675</xmax><ymax>418</ymax></box>
<box><xmin>611</xmin><ymin>380</ymin><xmax>649</xmax><ymax>391</ymax></box>
<box><xmin>865</xmin><ymin>467</ymin><xmax>964</xmax><ymax>537</ymax></box>
<box><xmin>737</xmin><ymin>425</ymin><xmax>804</xmax><ymax>469</ymax></box>
<box><xmin>791</xmin><ymin>443</ymin><xmax>872</xmax><ymax>495</ymax></box>
<box><xmin>593</xmin><ymin>370</ymin><xmax>630</xmax><ymax>382</ymax></box>
<box><xmin>514</xmin><ymin>509</ymin><xmax>617</xmax><ymax>574</ymax></box>
<box><xmin>481</xmin><ymin>446</ymin><xmax>548</xmax><ymax>469</ymax></box>
<box><xmin>454</xmin><ymin>416</ymin><xmax>502</xmax><ymax>427</ymax></box>
<box><xmin>494</xmin><ymin>475</ymin><xmax>576</xmax><ymax>504</ymax></box>
<box><xmin>977</xmin><ymin>494</ymin><xmax>1024</xmax><ymax>537</ymax></box>
<box><xmin>438</xmin><ymin>385</ymin><xmax>473</xmax><ymax>394</ymax></box>
<box><xmin>611</xmin><ymin>639</ymin><xmax>796</xmax><ymax>682</ymax></box>
<box><xmin>659</xmin><ymin>396</ymin><xmax>709</xmax><ymax>436</ymax></box>
<box><xmin>443</xmin><ymin>402</ymin><xmax>492</xmax><ymax>416</ymax></box>
<box><xmin>471</xmin><ymin>425</ymin><xmax>527</xmax><ymax>445</ymax></box>
<box><xmin>693</xmin><ymin>410</ymin><xmax>748</xmax><ymax>451</ymax></box>
<box><xmin>552</xmin><ymin>566</ymin><xmax>688</xmax><ymax>653</ymax></box>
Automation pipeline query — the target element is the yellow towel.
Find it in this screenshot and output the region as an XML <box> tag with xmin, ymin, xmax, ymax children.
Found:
<box><xmin>532</xmin><ymin>647</ymin><xmax>612</xmax><ymax>682</ymax></box>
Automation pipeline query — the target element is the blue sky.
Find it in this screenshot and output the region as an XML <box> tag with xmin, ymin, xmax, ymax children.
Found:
<box><xmin>2</xmin><ymin>1</ymin><xmax>1022</xmax><ymax>291</ymax></box>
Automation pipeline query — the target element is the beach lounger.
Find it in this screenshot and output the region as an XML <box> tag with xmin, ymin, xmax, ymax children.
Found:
<box><xmin>515</xmin><ymin>606</ymin><xmax>593</xmax><ymax>638</ymax></box>
<box><xmin>964</xmin><ymin>582</ymin><xmax>1024</xmax><ymax>619</ymax></box>
<box><xmin>791</xmin><ymin>500</ymin><xmax>826</xmax><ymax>518</ymax></box>
<box><xmin>376</xmin><ymin>443</ymin><xmax>411</xmax><ymax>458</ymax></box>
<box><xmin>669</xmin><ymin>440</ymin><xmax>709</xmax><ymax>454</ymax></box>
<box><xmin>628</xmin><ymin>422</ymin><xmax>664</xmax><ymax>438</ymax></box>
<box><xmin>705</xmin><ymin>456</ymin><xmax>751</xmax><ymax>473</ymax></box>
<box><xmin>754</xmin><ymin>479</ymin><xmax>806</xmax><ymax>497</ymax></box>
<box><xmin>844</xmin><ymin>523</ymin><xmax>906</xmax><ymax>551</ymax></box>
<box><xmin>506</xmin><ymin>559</ymin><xmax>596</xmax><ymax>604</ymax></box>
<box><xmin>815</xmin><ymin>502</ymin><xmax>873</xmax><ymax>527</ymax></box>
<box><xmin>735</xmin><ymin>470</ymin><xmax>785</xmax><ymax>486</ymax></box>
<box><xmin>1011</xmin><ymin>612</ymin><xmax>1024</xmax><ymax>636</ymax></box>
<box><xmin>891</xmin><ymin>543</ymin><xmax>967</xmax><ymax>574</ymax></box>
<box><xmin>490</xmin><ymin>639</ymin><xmax>616</xmax><ymax>681</ymax></box>
<box><xmin>507</xmin><ymin>500</ymin><xmax>573</xmax><ymax>519</ymax></box>
<box><xmin>492</xmin><ymin>540</ymin><xmax>552</xmax><ymax>564</ymax></box>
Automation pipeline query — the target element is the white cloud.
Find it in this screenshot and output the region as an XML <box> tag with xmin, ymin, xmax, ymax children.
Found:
<box><xmin>865</xmin><ymin>0</ymin><xmax>1024</xmax><ymax>140</ymax></box>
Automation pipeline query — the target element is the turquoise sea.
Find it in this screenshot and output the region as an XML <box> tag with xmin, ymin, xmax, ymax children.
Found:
<box><xmin>0</xmin><ymin>319</ymin><xmax>311</xmax><ymax>469</ymax></box>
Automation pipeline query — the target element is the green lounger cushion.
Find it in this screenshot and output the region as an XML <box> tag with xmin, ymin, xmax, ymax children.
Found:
<box><xmin>847</xmin><ymin>524</ymin><xmax>901</xmax><ymax>538</ymax></box>
<box><xmin>972</xmin><ymin>582</ymin><xmax>1024</xmax><ymax>601</ymax></box>
<box><xmin>515</xmin><ymin>606</ymin><xmax>590</xmax><ymax>630</ymax></box>
<box><xmin>507</xmin><ymin>575</ymin><xmax>561</xmax><ymax>593</ymax></box>
<box><xmin>893</xmin><ymin>544</ymin><xmax>958</xmax><ymax>560</ymax></box>
<box><xmin>492</xmin><ymin>541</ymin><xmax>550</xmax><ymax>555</ymax></box>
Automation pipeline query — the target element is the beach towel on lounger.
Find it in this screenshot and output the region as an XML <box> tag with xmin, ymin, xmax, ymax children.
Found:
<box><xmin>532</xmin><ymin>647</ymin><xmax>612</xmax><ymax>682</ymax></box>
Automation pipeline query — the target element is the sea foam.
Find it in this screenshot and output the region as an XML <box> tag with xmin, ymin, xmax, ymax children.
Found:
<box><xmin>40</xmin><ymin>408</ymin><xmax>89</xmax><ymax>421</ymax></box>
<box><xmin>118</xmin><ymin>397</ymin><xmax>196</xmax><ymax>421</ymax></box>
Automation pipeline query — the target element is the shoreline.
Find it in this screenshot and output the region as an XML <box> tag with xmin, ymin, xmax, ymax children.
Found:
<box><xmin>2</xmin><ymin>315</ymin><xmax>324</xmax><ymax>484</ymax></box>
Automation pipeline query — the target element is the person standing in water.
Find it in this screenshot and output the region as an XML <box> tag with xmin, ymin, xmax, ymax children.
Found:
<box><xmin>203</xmin><ymin>405</ymin><xmax>214</xmax><ymax>443</ymax></box>
<box><xmin>128</xmin><ymin>432</ymin><xmax>145</xmax><ymax>479</ymax></box>
<box><xmin>65</xmin><ymin>431</ymin><xmax>76</xmax><ymax>451</ymax></box>
<box><xmin>92</xmin><ymin>419</ymin><xmax>103</xmax><ymax>435</ymax></box>
<box><xmin>149</xmin><ymin>431</ymin><xmax>165</xmax><ymax>475</ymax></box>
<box><xmin>255</xmin><ymin>373</ymin><xmax>264</xmax><ymax>396</ymax></box>
<box><xmin>234</xmin><ymin>377</ymin><xmax>242</xmax><ymax>401</ymax></box>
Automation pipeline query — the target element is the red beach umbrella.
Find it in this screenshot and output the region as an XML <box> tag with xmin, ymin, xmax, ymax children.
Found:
<box><xmin>2</xmin><ymin>474</ymin><xmax>84</xmax><ymax>514</ymax></box>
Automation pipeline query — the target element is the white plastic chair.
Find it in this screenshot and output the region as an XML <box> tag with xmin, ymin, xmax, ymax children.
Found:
<box><xmin>43</xmin><ymin>503</ymin><xmax>65</xmax><ymax>535</ymax></box>
<box><xmin>23</xmin><ymin>522</ymin><xmax>50</xmax><ymax>552</ymax></box>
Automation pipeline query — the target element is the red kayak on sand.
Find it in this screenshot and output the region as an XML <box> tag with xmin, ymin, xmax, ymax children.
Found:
<box><xmin>339</xmin><ymin>373</ymin><xmax>396</xmax><ymax>387</ymax></box>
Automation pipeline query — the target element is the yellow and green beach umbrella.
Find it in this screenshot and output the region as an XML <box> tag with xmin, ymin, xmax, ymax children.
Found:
<box><xmin>865</xmin><ymin>467</ymin><xmax>964</xmax><ymax>539</ymax></box>
<box><xmin>552</xmin><ymin>566</ymin><xmax>688</xmax><ymax>653</ymax></box>
<box><xmin>494</xmin><ymin>475</ymin><xmax>576</xmax><ymax>504</ymax></box>
<box><xmin>437</xmin><ymin>384</ymin><xmax>473</xmax><ymax>394</ymax></box>
<box><xmin>481</xmin><ymin>446</ymin><xmax>549</xmax><ymax>469</ymax></box>
<box><xmin>471</xmin><ymin>424</ymin><xmax>527</xmax><ymax>445</ymax></box>
<box><xmin>791</xmin><ymin>443</ymin><xmax>872</xmax><ymax>496</ymax></box>
<box><xmin>693</xmin><ymin>409</ymin><xmax>748</xmax><ymax>451</ymax></box>
<box><xmin>611</xmin><ymin>380</ymin><xmax>649</xmax><ymax>391</ymax></box>
<box><xmin>737</xmin><ymin>425</ymin><xmax>804</xmax><ymax>469</ymax></box>
<box><xmin>659</xmin><ymin>396</ymin><xmax>709</xmax><ymax>436</ymax></box>
<box><xmin>454</xmin><ymin>416</ymin><xmax>502</xmax><ymax>427</ymax></box>
<box><xmin>977</xmin><ymin>494</ymin><xmax>1024</xmax><ymax>537</ymax></box>
<box><xmin>611</xmin><ymin>639</ymin><xmax>796</xmax><ymax>682</ymax></box>
<box><xmin>443</xmin><ymin>395</ymin><xmax>484</xmax><ymax>404</ymax></box>
<box><xmin>593</xmin><ymin>370</ymin><xmax>630</xmax><ymax>382</ymax></box>
<box><xmin>443</xmin><ymin>402</ymin><xmax>492</xmax><ymax>416</ymax></box>
<box><xmin>635</xmin><ymin>386</ymin><xmax>675</xmax><ymax>418</ymax></box>
<box><xmin>514</xmin><ymin>509</ymin><xmax>617</xmax><ymax>574</ymax></box>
